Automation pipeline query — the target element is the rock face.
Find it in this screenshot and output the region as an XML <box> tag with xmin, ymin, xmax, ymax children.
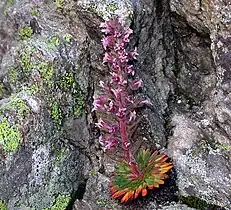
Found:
<box><xmin>0</xmin><ymin>0</ymin><xmax>230</xmax><ymax>210</ymax></box>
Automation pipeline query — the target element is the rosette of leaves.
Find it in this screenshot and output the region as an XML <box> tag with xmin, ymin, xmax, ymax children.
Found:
<box><xmin>110</xmin><ymin>149</ymin><xmax>173</xmax><ymax>203</ymax></box>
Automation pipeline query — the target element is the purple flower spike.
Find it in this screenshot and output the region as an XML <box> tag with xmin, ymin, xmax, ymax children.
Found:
<box><xmin>94</xmin><ymin>18</ymin><xmax>151</xmax><ymax>158</ymax></box>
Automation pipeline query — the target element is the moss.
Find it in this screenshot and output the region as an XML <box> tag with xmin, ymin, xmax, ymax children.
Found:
<box><xmin>56</xmin><ymin>0</ymin><xmax>64</xmax><ymax>9</ymax></box>
<box><xmin>60</xmin><ymin>72</ymin><xmax>74</xmax><ymax>90</ymax></box>
<box><xmin>50</xmin><ymin>195</ymin><xmax>71</xmax><ymax>210</ymax></box>
<box><xmin>216</xmin><ymin>142</ymin><xmax>231</xmax><ymax>152</ymax></box>
<box><xmin>0</xmin><ymin>199</ymin><xmax>7</xmax><ymax>210</ymax></box>
<box><xmin>56</xmin><ymin>147</ymin><xmax>66</xmax><ymax>164</ymax></box>
<box><xmin>18</xmin><ymin>26</ymin><xmax>33</xmax><ymax>40</ymax></box>
<box><xmin>50</xmin><ymin>101</ymin><xmax>63</xmax><ymax>128</ymax></box>
<box><xmin>8</xmin><ymin>67</ymin><xmax>18</xmax><ymax>83</ymax></box>
<box><xmin>0</xmin><ymin>95</ymin><xmax>30</xmax><ymax>153</ymax></box>
<box><xmin>90</xmin><ymin>170</ymin><xmax>97</xmax><ymax>177</ymax></box>
<box><xmin>73</xmin><ymin>94</ymin><xmax>85</xmax><ymax>117</ymax></box>
<box><xmin>0</xmin><ymin>83</ymin><xmax>7</xmax><ymax>98</ymax></box>
<box><xmin>47</xmin><ymin>36</ymin><xmax>61</xmax><ymax>49</ymax></box>
<box><xmin>3</xmin><ymin>0</ymin><xmax>15</xmax><ymax>16</ymax></box>
<box><xmin>20</xmin><ymin>52</ymin><xmax>34</xmax><ymax>74</ymax></box>
<box><xmin>2</xmin><ymin>96</ymin><xmax>30</xmax><ymax>116</ymax></box>
<box><xmin>0</xmin><ymin>117</ymin><xmax>20</xmax><ymax>153</ymax></box>
<box><xmin>63</xmin><ymin>34</ymin><xmax>72</xmax><ymax>43</ymax></box>
<box><xmin>107</xmin><ymin>2</ymin><xmax>118</xmax><ymax>13</ymax></box>
<box><xmin>30</xmin><ymin>6</ymin><xmax>40</xmax><ymax>17</ymax></box>
<box><xmin>178</xmin><ymin>196</ymin><xmax>220</xmax><ymax>210</ymax></box>
<box><xmin>0</xmin><ymin>96</ymin><xmax>29</xmax><ymax>116</ymax></box>
<box><xmin>26</xmin><ymin>83</ymin><xmax>39</xmax><ymax>95</ymax></box>
<box><xmin>38</xmin><ymin>62</ymin><xmax>54</xmax><ymax>88</ymax></box>
<box><xmin>96</xmin><ymin>199</ymin><xmax>107</xmax><ymax>207</ymax></box>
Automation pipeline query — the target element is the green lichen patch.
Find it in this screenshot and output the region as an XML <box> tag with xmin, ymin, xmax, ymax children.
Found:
<box><xmin>30</xmin><ymin>6</ymin><xmax>40</xmax><ymax>17</ymax></box>
<box><xmin>1</xmin><ymin>95</ymin><xmax>30</xmax><ymax>116</ymax></box>
<box><xmin>55</xmin><ymin>146</ymin><xmax>66</xmax><ymax>165</ymax></box>
<box><xmin>3</xmin><ymin>0</ymin><xmax>15</xmax><ymax>16</ymax></box>
<box><xmin>73</xmin><ymin>93</ymin><xmax>85</xmax><ymax>117</ymax></box>
<box><xmin>178</xmin><ymin>196</ymin><xmax>220</xmax><ymax>210</ymax></box>
<box><xmin>56</xmin><ymin>0</ymin><xmax>64</xmax><ymax>9</ymax></box>
<box><xmin>47</xmin><ymin>36</ymin><xmax>61</xmax><ymax>49</ymax></box>
<box><xmin>0</xmin><ymin>94</ymin><xmax>31</xmax><ymax>153</ymax></box>
<box><xmin>63</xmin><ymin>34</ymin><xmax>72</xmax><ymax>43</ymax></box>
<box><xmin>38</xmin><ymin>62</ymin><xmax>54</xmax><ymax>88</ymax></box>
<box><xmin>0</xmin><ymin>117</ymin><xmax>20</xmax><ymax>153</ymax></box>
<box><xmin>50</xmin><ymin>195</ymin><xmax>71</xmax><ymax>210</ymax></box>
<box><xmin>0</xmin><ymin>199</ymin><xmax>7</xmax><ymax>210</ymax></box>
<box><xmin>50</xmin><ymin>101</ymin><xmax>63</xmax><ymax>128</ymax></box>
<box><xmin>18</xmin><ymin>26</ymin><xmax>33</xmax><ymax>40</ymax></box>
<box><xmin>96</xmin><ymin>199</ymin><xmax>108</xmax><ymax>207</ymax></box>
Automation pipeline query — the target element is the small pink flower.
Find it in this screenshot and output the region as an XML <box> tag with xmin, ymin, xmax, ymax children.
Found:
<box><xmin>99</xmin><ymin>80</ymin><xmax>105</xmax><ymax>88</ymax></box>
<box><xmin>116</xmin><ymin>108</ymin><xmax>127</xmax><ymax>118</ymax></box>
<box><xmin>110</xmin><ymin>72</ymin><xmax>120</xmax><ymax>83</ymax></box>
<box><xmin>107</xmin><ymin>124</ymin><xmax>120</xmax><ymax>133</ymax></box>
<box><xmin>128</xmin><ymin>111</ymin><xmax>136</xmax><ymax>122</ymax></box>
<box><xmin>102</xmin><ymin>36</ymin><xmax>114</xmax><ymax>50</ymax></box>
<box><xmin>140</xmin><ymin>99</ymin><xmax>152</xmax><ymax>105</ymax></box>
<box><xmin>103</xmin><ymin>52</ymin><xmax>114</xmax><ymax>64</ymax></box>
<box><xmin>95</xmin><ymin>118</ymin><xmax>106</xmax><ymax>129</ymax></box>
<box><xmin>124</xmin><ymin>28</ymin><xmax>133</xmax><ymax>39</ymax></box>
<box><xmin>129</xmin><ymin>48</ymin><xmax>139</xmax><ymax>60</ymax></box>
<box><xmin>99</xmin><ymin>135</ymin><xmax>120</xmax><ymax>152</ymax></box>
<box><xmin>118</xmin><ymin>50</ymin><xmax>128</xmax><ymax>63</ymax></box>
<box><xmin>92</xmin><ymin>96</ymin><xmax>106</xmax><ymax>111</ymax></box>
<box><xmin>122</xmin><ymin>141</ymin><xmax>131</xmax><ymax>150</ymax></box>
<box><xmin>125</xmin><ymin>65</ymin><xmax>135</xmax><ymax>75</ymax></box>
<box><xmin>123</xmin><ymin>28</ymin><xmax>133</xmax><ymax>43</ymax></box>
<box><xmin>111</xmin><ymin>88</ymin><xmax>122</xmax><ymax>99</ymax></box>
<box><xmin>130</xmin><ymin>79</ymin><xmax>142</xmax><ymax>90</ymax></box>
<box><xmin>104</xmin><ymin>100</ymin><xmax>117</xmax><ymax>113</ymax></box>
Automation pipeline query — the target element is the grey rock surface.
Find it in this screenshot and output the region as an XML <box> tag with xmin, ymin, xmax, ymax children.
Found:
<box><xmin>0</xmin><ymin>0</ymin><xmax>230</xmax><ymax>209</ymax></box>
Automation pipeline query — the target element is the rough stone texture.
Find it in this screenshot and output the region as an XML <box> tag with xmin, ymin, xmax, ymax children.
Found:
<box><xmin>0</xmin><ymin>0</ymin><xmax>230</xmax><ymax>209</ymax></box>
<box><xmin>159</xmin><ymin>203</ymin><xmax>196</xmax><ymax>210</ymax></box>
<box><xmin>168</xmin><ymin>0</ymin><xmax>231</xmax><ymax>209</ymax></box>
<box><xmin>0</xmin><ymin>0</ymin><xmax>90</xmax><ymax>209</ymax></box>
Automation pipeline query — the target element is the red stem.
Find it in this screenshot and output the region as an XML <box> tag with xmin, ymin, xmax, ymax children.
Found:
<box><xmin>117</xmin><ymin>67</ymin><xmax>132</xmax><ymax>163</ymax></box>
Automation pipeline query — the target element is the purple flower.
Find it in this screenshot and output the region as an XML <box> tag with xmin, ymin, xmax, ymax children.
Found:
<box><xmin>129</xmin><ymin>48</ymin><xmax>139</xmax><ymax>60</ymax></box>
<box><xmin>95</xmin><ymin>118</ymin><xmax>106</xmax><ymax>129</ymax></box>
<box><xmin>104</xmin><ymin>100</ymin><xmax>117</xmax><ymax>113</ymax></box>
<box><xmin>116</xmin><ymin>108</ymin><xmax>127</xmax><ymax>118</ymax></box>
<box><xmin>130</xmin><ymin>79</ymin><xmax>142</xmax><ymax>90</ymax></box>
<box><xmin>111</xmin><ymin>88</ymin><xmax>122</xmax><ymax>99</ymax></box>
<box><xmin>125</xmin><ymin>65</ymin><xmax>135</xmax><ymax>75</ymax></box>
<box><xmin>99</xmin><ymin>135</ymin><xmax>120</xmax><ymax>152</ymax></box>
<box><xmin>102</xmin><ymin>36</ymin><xmax>114</xmax><ymax>50</ymax></box>
<box><xmin>108</xmin><ymin>124</ymin><xmax>120</xmax><ymax>133</ymax></box>
<box><xmin>128</xmin><ymin>111</ymin><xmax>136</xmax><ymax>122</ymax></box>
<box><xmin>92</xmin><ymin>96</ymin><xmax>106</xmax><ymax>111</ymax></box>
<box><xmin>103</xmin><ymin>52</ymin><xmax>114</xmax><ymax>64</ymax></box>
<box><xmin>99</xmin><ymin>80</ymin><xmax>105</xmax><ymax>88</ymax></box>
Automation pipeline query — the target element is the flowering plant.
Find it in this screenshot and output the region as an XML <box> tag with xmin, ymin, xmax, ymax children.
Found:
<box><xmin>93</xmin><ymin>18</ymin><xmax>172</xmax><ymax>203</ymax></box>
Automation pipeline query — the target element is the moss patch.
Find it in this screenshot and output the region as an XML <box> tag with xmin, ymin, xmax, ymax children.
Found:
<box><xmin>3</xmin><ymin>0</ymin><xmax>15</xmax><ymax>16</ymax></box>
<box><xmin>30</xmin><ymin>6</ymin><xmax>40</xmax><ymax>17</ymax></box>
<box><xmin>51</xmin><ymin>195</ymin><xmax>71</xmax><ymax>210</ymax></box>
<box><xmin>56</xmin><ymin>0</ymin><xmax>64</xmax><ymax>9</ymax></box>
<box><xmin>0</xmin><ymin>117</ymin><xmax>20</xmax><ymax>153</ymax></box>
<box><xmin>0</xmin><ymin>95</ymin><xmax>30</xmax><ymax>153</ymax></box>
<box><xmin>178</xmin><ymin>196</ymin><xmax>222</xmax><ymax>210</ymax></box>
<box><xmin>50</xmin><ymin>101</ymin><xmax>63</xmax><ymax>128</ymax></box>
<box><xmin>0</xmin><ymin>199</ymin><xmax>7</xmax><ymax>210</ymax></box>
<box><xmin>19</xmin><ymin>26</ymin><xmax>33</xmax><ymax>40</ymax></box>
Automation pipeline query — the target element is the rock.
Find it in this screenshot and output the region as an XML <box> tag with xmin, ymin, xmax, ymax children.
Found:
<box><xmin>159</xmin><ymin>203</ymin><xmax>196</xmax><ymax>210</ymax></box>
<box><xmin>0</xmin><ymin>0</ymin><xmax>230</xmax><ymax>209</ymax></box>
<box><xmin>0</xmin><ymin>0</ymin><xmax>90</xmax><ymax>209</ymax></box>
